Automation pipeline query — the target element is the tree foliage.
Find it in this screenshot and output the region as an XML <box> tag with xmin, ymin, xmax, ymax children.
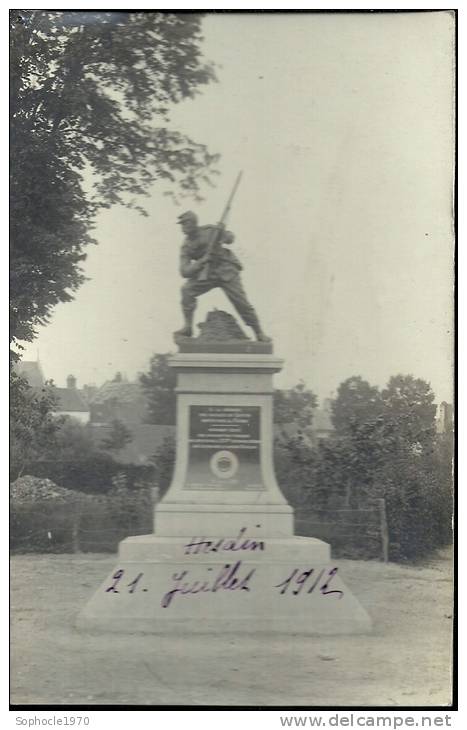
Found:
<box><xmin>381</xmin><ymin>374</ymin><xmax>437</xmax><ymax>453</ymax></box>
<box><xmin>10</xmin><ymin>372</ymin><xmax>61</xmax><ymax>476</ymax></box>
<box><xmin>330</xmin><ymin>376</ymin><xmax>383</xmax><ymax>436</ymax></box>
<box><xmin>273</xmin><ymin>382</ymin><xmax>317</xmax><ymax>429</ymax></box>
<box><xmin>140</xmin><ymin>353</ymin><xmax>177</xmax><ymax>425</ymax></box>
<box><xmin>276</xmin><ymin>373</ymin><xmax>451</xmax><ymax>561</ymax></box>
<box><xmin>10</xmin><ymin>10</ymin><xmax>218</xmax><ymax>347</ymax></box>
<box><xmin>99</xmin><ymin>419</ymin><xmax>133</xmax><ymax>453</ymax></box>
<box><xmin>43</xmin><ymin>416</ymin><xmax>97</xmax><ymax>461</ymax></box>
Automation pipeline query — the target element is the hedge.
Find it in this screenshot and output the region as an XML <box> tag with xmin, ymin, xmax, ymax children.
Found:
<box><xmin>10</xmin><ymin>457</ymin><xmax>156</xmax><ymax>494</ymax></box>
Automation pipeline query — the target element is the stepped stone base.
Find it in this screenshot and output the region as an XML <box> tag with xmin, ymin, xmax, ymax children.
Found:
<box><xmin>78</xmin><ymin>345</ymin><xmax>372</xmax><ymax>637</ymax></box>
<box><xmin>154</xmin><ymin>502</ymin><xmax>294</xmax><ymax>537</ymax></box>
<box><xmin>77</xmin><ymin>534</ymin><xmax>372</xmax><ymax>635</ymax></box>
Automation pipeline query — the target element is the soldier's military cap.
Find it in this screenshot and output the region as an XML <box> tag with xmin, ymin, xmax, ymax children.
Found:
<box><xmin>177</xmin><ymin>210</ymin><xmax>198</xmax><ymax>224</ymax></box>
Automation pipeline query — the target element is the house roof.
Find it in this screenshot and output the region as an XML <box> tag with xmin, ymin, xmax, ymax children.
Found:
<box><xmin>91</xmin><ymin>381</ymin><xmax>145</xmax><ymax>405</ymax></box>
<box><xmin>14</xmin><ymin>361</ymin><xmax>45</xmax><ymax>388</ymax></box>
<box><xmin>53</xmin><ymin>387</ymin><xmax>89</xmax><ymax>413</ymax></box>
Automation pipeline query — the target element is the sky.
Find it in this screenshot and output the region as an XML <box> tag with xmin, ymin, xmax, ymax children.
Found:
<box><xmin>21</xmin><ymin>11</ymin><xmax>455</xmax><ymax>404</ymax></box>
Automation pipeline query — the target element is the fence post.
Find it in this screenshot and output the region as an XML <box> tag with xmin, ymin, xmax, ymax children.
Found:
<box><xmin>378</xmin><ymin>497</ymin><xmax>389</xmax><ymax>563</ymax></box>
<box><xmin>71</xmin><ymin>501</ymin><xmax>82</xmax><ymax>554</ymax></box>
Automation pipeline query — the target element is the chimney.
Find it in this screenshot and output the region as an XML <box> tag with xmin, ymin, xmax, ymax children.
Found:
<box><xmin>67</xmin><ymin>374</ymin><xmax>77</xmax><ymax>389</ymax></box>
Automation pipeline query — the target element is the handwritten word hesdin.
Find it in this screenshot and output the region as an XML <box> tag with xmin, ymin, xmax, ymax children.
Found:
<box><xmin>183</xmin><ymin>526</ymin><xmax>265</xmax><ymax>555</ymax></box>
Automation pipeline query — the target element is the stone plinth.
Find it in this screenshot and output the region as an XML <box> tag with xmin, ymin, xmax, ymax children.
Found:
<box><xmin>78</xmin><ymin>345</ymin><xmax>372</xmax><ymax>635</ymax></box>
<box><xmin>77</xmin><ymin>534</ymin><xmax>371</xmax><ymax>635</ymax></box>
<box><xmin>154</xmin><ymin>352</ymin><xmax>293</xmax><ymax>537</ymax></box>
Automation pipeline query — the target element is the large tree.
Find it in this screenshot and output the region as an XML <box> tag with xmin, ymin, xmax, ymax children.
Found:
<box><xmin>330</xmin><ymin>376</ymin><xmax>384</xmax><ymax>436</ymax></box>
<box><xmin>10</xmin><ymin>10</ymin><xmax>218</xmax><ymax>349</ymax></box>
<box><xmin>140</xmin><ymin>353</ymin><xmax>177</xmax><ymax>425</ymax></box>
<box><xmin>10</xmin><ymin>373</ymin><xmax>60</xmax><ymax>477</ymax></box>
<box><xmin>381</xmin><ymin>374</ymin><xmax>437</xmax><ymax>453</ymax></box>
<box><xmin>273</xmin><ymin>382</ymin><xmax>317</xmax><ymax>429</ymax></box>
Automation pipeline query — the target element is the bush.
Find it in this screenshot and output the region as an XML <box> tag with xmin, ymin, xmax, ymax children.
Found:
<box><xmin>10</xmin><ymin>457</ymin><xmax>155</xmax><ymax>494</ymax></box>
<box><xmin>77</xmin><ymin>484</ymin><xmax>153</xmax><ymax>552</ymax></box>
<box><xmin>274</xmin><ymin>425</ymin><xmax>453</xmax><ymax>562</ymax></box>
<box><xmin>381</xmin><ymin>450</ymin><xmax>453</xmax><ymax>561</ymax></box>
<box><xmin>10</xmin><ymin>475</ymin><xmax>155</xmax><ymax>553</ymax></box>
<box><xmin>10</xmin><ymin>476</ymin><xmax>86</xmax><ymax>553</ymax></box>
<box><xmin>10</xmin><ymin>372</ymin><xmax>60</xmax><ymax>477</ymax></box>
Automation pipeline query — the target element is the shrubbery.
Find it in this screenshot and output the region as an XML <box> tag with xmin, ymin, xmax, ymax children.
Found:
<box><xmin>10</xmin><ymin>474</ymin><xmax>154</xmax><ymax>553</ymax></box>
<box><xmin>379</xmin><ymin>437</ymin><xmax>453</xmax><ymax>561</ymax></box>
<box><xmin>10</xmin><ymin>456</ymin><xmax>155</xmax><ymax>495</ymax></box>
<box><xmin>10</xmin><ymin>372</ymin><xmax>61</xmax><ymax>478</ymax></box>
<box><xmin>275</xmin><ymin>374</ymin><xmax>453</xmax><ymax>562</ymax></box>
<box><xmin>10</xmin><ymin>379</ymin><xmax>158</xmax><ymax>552</ymax></box>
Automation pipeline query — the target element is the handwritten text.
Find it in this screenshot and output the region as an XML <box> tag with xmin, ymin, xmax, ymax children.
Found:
<box><xmin>183</xmin><ymin>527</ymin><xmax>265</xmax><ymax>555</ymax></box>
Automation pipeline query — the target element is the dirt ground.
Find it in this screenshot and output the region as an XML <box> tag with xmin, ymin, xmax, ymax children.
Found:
<box><xmin>10</xmin><ymin>549</ymin><xmax>453</xmax><ymax>707</ymax></box>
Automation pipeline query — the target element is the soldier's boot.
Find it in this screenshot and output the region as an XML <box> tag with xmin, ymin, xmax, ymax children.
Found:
<box><xmin>174</xmin><ymin>311</ymin><xmax>194</xmax><ymax>338</ymax></box>
<box><xmin>251</xmin><ymin>320</ymin><xmax>271</xmax><ymax>343</ymax></box>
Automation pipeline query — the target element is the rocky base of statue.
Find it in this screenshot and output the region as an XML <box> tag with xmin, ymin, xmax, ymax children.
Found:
<box><xmin>174</xmin><ymin>310</ymin><xmax>273</xmax><ymax>354</ymax></box>
<box><xmin>77</xmin><ymin>532</ymin><xmax>372</xmax><ymax>635</ymax></box>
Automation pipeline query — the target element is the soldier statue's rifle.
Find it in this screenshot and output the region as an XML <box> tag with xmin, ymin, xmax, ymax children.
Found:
<box><xmin>198</xmin><ymin>170</ymin><xmax>243</xmax><ymax>281</ymax></box>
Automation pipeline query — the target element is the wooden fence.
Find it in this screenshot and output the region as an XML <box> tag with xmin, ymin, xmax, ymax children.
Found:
<box><xmin>11</xmin><ymin>495</ymin><xmax>390</xmax><ymax>561</ymax></box>
<box><xmin>295</xmin><ymin>498</ymin><xmax>389</xmax><ymax>561</ymax></box>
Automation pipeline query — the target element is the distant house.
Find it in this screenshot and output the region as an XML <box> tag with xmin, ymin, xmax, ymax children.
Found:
<box><xmin>13</xmin><ymin>360</ymin><xmax>45</xmax><ymax>388</ymax></box>
<box><xmin>90</xmin><ymin>374</ymin><xmax>149</xmax><ymax>425</ymax></box>
<box><xmin>52</xmin><ymin>375</ymin><xmax>90</xmax><ymax>424</ymax></box>
<box><xmin>81</xmin><ymin>384</ymin><xmax>99</xmax><ymax>405</ymax></box>
<box><xmin>86</xmin><ymin>373</ymin><xmax>170</xmax><ymax>464</ymax></box>
<box><xmin>13</xmin><ymin>361</ymin><xmax>91</xmax><ymax>424</ymax></box>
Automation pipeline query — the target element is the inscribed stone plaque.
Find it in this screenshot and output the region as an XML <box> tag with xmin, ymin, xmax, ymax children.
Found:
<box><xmin>186</xmin><ymin>405</ymin><xmax>263</xmax><ymax>490</ymax></box>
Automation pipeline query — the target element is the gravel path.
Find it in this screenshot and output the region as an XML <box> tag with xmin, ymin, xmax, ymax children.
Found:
<box><xmin>10</xmin><ymin>549</ymin><xmax>453</xmax><ymax>707</ymax></box>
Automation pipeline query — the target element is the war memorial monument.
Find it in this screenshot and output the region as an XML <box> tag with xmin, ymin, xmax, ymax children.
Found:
<box><xmin>79</xmin><ymin>179</ymin><xmax>372</xmax><ymax>635</ymax></box>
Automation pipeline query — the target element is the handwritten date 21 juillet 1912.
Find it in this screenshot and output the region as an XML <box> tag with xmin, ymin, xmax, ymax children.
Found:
<box><xmin>103</xmin><ymin>528</ymin><xmax>344</xmax><ymax>609</ymax></box>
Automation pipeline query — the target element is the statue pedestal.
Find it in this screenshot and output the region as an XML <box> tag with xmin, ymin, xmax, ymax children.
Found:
<box><xmin>154</xmin><ymin>352</ymin><xmax>293</xmax><ymax>538</ymax></box>
<box><xmin>78</xmin><ymin>349</ymin><xmax>371</xmax><ymax>635</ymax></box>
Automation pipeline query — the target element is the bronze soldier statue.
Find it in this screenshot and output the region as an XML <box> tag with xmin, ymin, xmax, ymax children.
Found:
<box><xmin>174</xmin><ymin>210</ymin><xmax>270</xmax><ymax>342</ymax></box>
